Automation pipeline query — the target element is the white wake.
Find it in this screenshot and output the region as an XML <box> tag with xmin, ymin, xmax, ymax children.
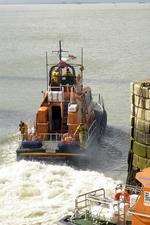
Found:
<box><xmin>0</xmin><ymin>160</ymin><xmax>120</xmax><ymax>225</ymax></box>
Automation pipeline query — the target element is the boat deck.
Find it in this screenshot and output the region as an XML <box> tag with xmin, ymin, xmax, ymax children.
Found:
<box><xmin>59</xmin><ymin>215</ymin><xmax>116</xmax><ymax>225</ymax></box>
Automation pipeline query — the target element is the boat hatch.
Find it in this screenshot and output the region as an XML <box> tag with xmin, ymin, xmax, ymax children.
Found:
<box><xmin>52</xmin><ymin>106</ymin><xmax>62</xmax><ymax>131</ymax></box>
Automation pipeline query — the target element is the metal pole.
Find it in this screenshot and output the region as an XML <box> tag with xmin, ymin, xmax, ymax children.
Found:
<box><xmin>81</xmin><ymin>47</ymin><xmax>83</xmax><ymax>65</ymax></box>
<box><xmin>98</xmin><ymin>93</ymin><xmax>101</xmax><ymax>104</ymax></box>
<box><xmin>46</xmin><ymin>51</ymin><xmax>49</xmax><ymax>91</ymax></box>
<box><xmin>59</xmin><ymin>40</ymin><xmax>62</xmax><ymax>60</ymax></box>
<box><xmin>81</xmin><ymin>47</ymin><xmax>83</xmax><ymax>80</ymax></box>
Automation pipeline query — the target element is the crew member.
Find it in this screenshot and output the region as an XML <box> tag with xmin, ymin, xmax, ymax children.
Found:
<box><xmin>74</xmin><ymin>123</ymin><xmax>87</xmax><ymax>148</ymax></box>
<box><xmin>19</xmin><ymin>121</ymin><xmax>28</xmax><ymax>140</ymax></box>
<box><xmin>66</xmin><ymin>68</ymin><xmax>72</xmax><ymax>77</ymax></box>
<box><xmin>51</xmin><ymin>68</ymin><xmax>60</xmax><ymax>85</ymax></box>
<box><xmin>63</xmin><ymin>133</ymin><xmax>74</xmax><ymax>143</ymax></box>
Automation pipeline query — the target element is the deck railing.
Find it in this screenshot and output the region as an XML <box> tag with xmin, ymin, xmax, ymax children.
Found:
<box><xmin>35</xmin><ymin>133</ymin><xmax>63</xmax><ymax>142</ymax></box>
<box><xmin>75</xmin><ymin>188</ymin><xmax>106</xmax><ymax>216</ymax></box>
<box><xmin>86</xmin><ymin>120</ymin><xmax>97</xmax><ymax>145</ymax></box>
<box><xmin>19</xmin><ymin>132</ymin><xmax>63</xmax><ymax>142</ymax></box>
<box><xmin>73</xmin><ymin>185</ymin><xmax>142</xmax><ymax>225</ymax></box>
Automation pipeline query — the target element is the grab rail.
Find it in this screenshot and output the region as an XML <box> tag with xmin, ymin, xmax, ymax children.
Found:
<box><xmin>86</xmin><ymin>120</ymin><xmax>97</xmax><ymax>144</ymax></box>
<box><xmin>19</xmin><ymin>132</ymin><xmax>63</xmax><ymax>142</ymax></box>
<box><xmin>129</xmin><ymin>211</ymin><xmax>150</xmax><ymax>218</ymax></box>
<box><xmin>49</xmin><ymin>84</ymin><xmax>75</xmax><ymax>92</ymax></box>
<box><xmin>75</xmin><ymin>188</ymin><xmax>105</xmax><ymax>215</ymax></box>
<box><xmin>36</xmin><ymin>133</ymin><xmax>63</xmax><ymax>141</ymax></box>
<box><xmin>88</xmin><ymin>120</ymin><xmax>96</xmax><ymax>137</ymax></box>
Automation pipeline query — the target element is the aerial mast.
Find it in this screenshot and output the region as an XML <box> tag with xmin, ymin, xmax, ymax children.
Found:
<box><xmin>46</xmin><ymin>51</ymin><xmax>49</xmax><ymax>91</ymax></box>
<box><xmin>59</xmin><ymin>40</ymin><xmax>62</xmax><ymax>60</ymax></box>
<box><xmin>52</xmin><ymin>40</ymin><xmax>68</xmax><ymax>61</ymax></box>
<box><xmin>81</xmin><ymin>47</ymin><xmax>84</xmax><ymax>80</ymax></box>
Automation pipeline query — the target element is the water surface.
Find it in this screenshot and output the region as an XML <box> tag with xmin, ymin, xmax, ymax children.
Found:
<box><xmin>0</xmin><ymin>3</ymin><xmax>150</xmax><ymax>224</ymax></box>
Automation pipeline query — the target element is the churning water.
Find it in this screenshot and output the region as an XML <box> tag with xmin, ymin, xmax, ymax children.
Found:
<box><xmin>0</xmin><ymin>3</ymin><xmax>150</xmax><ymax>224</ymax></box>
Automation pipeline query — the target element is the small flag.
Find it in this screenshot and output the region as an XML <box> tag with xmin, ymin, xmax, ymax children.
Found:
<box><xmin>58</xmin><ymin>60</ymin><xmax>67</xmax><ymax>68</ymax></box>
<box><xmin>68</xmin><ymin>54</ymin><xmax>77</xmax><ymax>60</ymax></box>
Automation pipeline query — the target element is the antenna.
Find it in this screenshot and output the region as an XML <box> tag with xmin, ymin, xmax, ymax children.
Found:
<box><xmin>59</xmin><ymin>40</ymin><xmax>62</xmax><ymax>60</ymax></box>
<box><xmin>52</xmin><ymin>40</ymin><xmax>68</xmax><ymax>61</ymax></box>
<box><xmin>81</xmin><ymin>47</ymin><xmax>83</xmax><ymax>66</ymax></box>
<box><xmin>46</xmin><ymin>51</ymin><xmax>49</xmax><ymax>91</ymax></box>
<box><xmin>81</xmin><ymin>47</ymin><xmax>84</xmax><ymax>80</ymax></box>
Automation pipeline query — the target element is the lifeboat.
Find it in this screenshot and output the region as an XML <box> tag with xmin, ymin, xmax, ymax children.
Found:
<box><xmin>58</xmin><ymin>167</ymin><xmax>150</xmax><ymax>225</ymax></box>
<box><xmin>16</xmin><ymin>41</ymin><xmax>107</xmax><ymax>162</ymax></box>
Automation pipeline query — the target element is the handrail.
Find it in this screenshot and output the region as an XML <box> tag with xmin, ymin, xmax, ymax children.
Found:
<box><xmin>125</xmin><ymin>184</ymin><xmax>142</xmax><ymax>193</ymax></box>
<box><xmin>19</xmin><ymin>133</ymin><xmax>63</xmax><ymax>142</ymax></box>
<box><xmin>88</xmin><ymin>120</ymin><xmax>96</xmax><ymax>137</ymax></box>
<box><xmin>41</xmin><ymin>133</ymin><xmax>63</xmax><ymax>141</ymax></box>
<box><xmin>129</xmin><ymin>210</ymin><xmax>150</xmax><ymax>218</ymax></box>
<box><xmin>49</xmin><ymin>84</ymin><xmax>75</xmax><ymax>91</ymax></box>
<box><xmin>87</xmin><ymin>120</ymin><xmax>97</xmax><ymax>144</ymax></box>
<box><xmin>76</xmin><ymin>188</ymin><xmax>105</xmax><ymax>200</ymax></box>
<box><xmin>48</xmin><ymin>90</ymin><xmax>64</xmax><ymax>102</ymax></box>
<box><xmin>75</xmin><ymin>188</ymin><xmax>106</xmax><ymax>215</ymax></box>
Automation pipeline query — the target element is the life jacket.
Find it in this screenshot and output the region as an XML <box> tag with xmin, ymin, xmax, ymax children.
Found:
<box><xmin>52</xmin><ymin>70</ymin><xmax>59</xmax><ymax>78</ymax></box>
<box><xmin>76</xmin><ymin>125</ymin><xmax>87</xmax><ymax>133</ymax></box>
<box><xmin>19</xmin><ymin>123</ymin><xmax>28</xmax><ymax>134</ymax></box>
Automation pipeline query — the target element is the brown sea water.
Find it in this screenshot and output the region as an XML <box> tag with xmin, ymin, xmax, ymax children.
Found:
<box><xmin>0</xmin><ymin>3</ymin><xmax>150</xmax><ymax>225</ymax></box>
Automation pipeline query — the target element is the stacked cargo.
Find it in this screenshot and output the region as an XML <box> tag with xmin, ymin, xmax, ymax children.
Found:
<box><xmin>127</xmin><ymin>80</ymin><xmax>150</xmax><ymax>186</ymax></box>
<box><xmin>36</xmin><ymin>106</ymin><xmax>49</xmax><ymax>139</ymax></box>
